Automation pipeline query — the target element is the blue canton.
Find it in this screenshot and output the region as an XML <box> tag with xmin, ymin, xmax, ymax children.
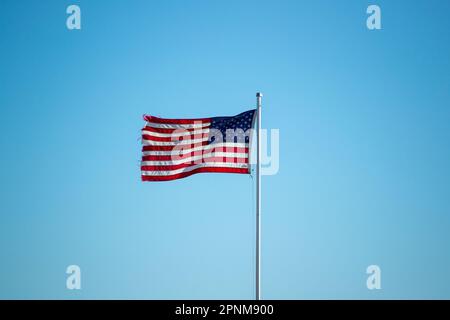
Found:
<box><xmin>209</xmin><ymin>110</ymin><xmax>256</xmax><ymax>144</ymax></box>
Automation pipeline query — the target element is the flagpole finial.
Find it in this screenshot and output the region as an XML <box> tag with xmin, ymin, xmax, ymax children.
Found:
<box><xmin>256</xmin><ymin>92</ymin><xmax>263</xmax><ymax>97</ymax></box>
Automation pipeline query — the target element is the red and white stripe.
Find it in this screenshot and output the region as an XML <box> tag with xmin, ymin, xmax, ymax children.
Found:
<box><xmin>141</xmin><ymin>115</ymin><xmax>250</xmax><ymax>181</ymax></box>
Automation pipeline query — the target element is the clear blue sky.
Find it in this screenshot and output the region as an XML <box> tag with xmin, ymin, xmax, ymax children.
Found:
<box><xmin>1</xmin><ymin>0</ymin><xmax>450</xmax><ymax>299</ymax></box>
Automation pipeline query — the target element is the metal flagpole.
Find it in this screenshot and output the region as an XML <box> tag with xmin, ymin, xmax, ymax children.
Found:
<box><xmin>256</xmin><ymin>92</ymin><xmax>262</xmax><ymax>300</ymax></box>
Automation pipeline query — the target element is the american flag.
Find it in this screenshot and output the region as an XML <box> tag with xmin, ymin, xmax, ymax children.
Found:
<box><xmin>141</xmin><ymin>109</ymin><xmax>256</xmax><ymax>181</ymax></box>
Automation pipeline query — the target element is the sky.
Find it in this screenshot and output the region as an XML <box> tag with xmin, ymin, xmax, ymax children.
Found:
<box><xmin>0</xmin><ymin>0</ymin><xmax>450</xmax><ymax>299</ymax></box>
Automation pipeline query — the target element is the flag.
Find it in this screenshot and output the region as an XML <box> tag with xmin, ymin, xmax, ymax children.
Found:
<box><xmin>141</xmin><ymin>109</ymin><xmax>257</xmax><ymax>181</ymax></box>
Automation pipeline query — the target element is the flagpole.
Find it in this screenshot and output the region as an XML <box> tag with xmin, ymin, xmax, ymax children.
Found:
<box><xmin>256</xmin><ymin>92</ymin><xmax>262</xmax><ymax>300</ymax></box>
